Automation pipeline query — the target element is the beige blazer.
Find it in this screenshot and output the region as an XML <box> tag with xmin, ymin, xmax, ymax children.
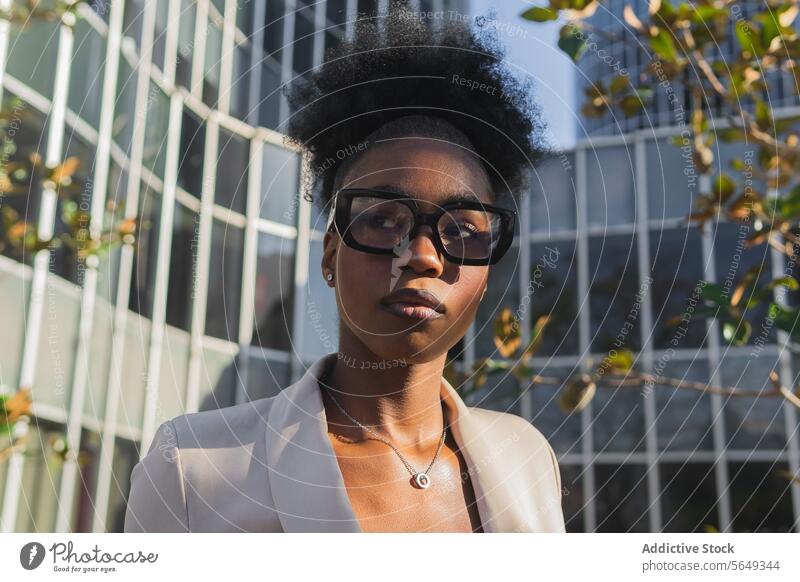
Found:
<box><xmin>124</xmin><ymin>353</ymin><xmax>566</xmax><ymax>532</ymax></box>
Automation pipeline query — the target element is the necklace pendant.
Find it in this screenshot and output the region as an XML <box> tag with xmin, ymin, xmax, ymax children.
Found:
<box><xmin>413</xmin><ymin>472</ymin><xmax>431</xmax><ymax>489</ymax></box>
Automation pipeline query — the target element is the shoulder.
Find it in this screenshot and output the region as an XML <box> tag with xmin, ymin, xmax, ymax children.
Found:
<box><xmin>166</xmin><ymin>397</ymin><xmax>275</xmax><ymax>449</ymax></box>
<box><xmin>124</xmin><ymin>397</ymin><xmax>278</xmax><ymax>533</ymax></box>
<box><xmin>466</xmin><ymin>406</ymin><xmax>562</xmax><ymax>491</ymax></box>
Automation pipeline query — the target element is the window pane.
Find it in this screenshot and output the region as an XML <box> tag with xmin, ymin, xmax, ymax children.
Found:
<box><xmin>177</xmin><ymin>108</ymin><xmax>206</xmax><ymax>197</ymax></box>
<box><xmin>198</xmin><ymin>343</ymin><xmax>239</xmax><ymax>411</ymax></box>
<box><xmin>98</xmin><ymin>161</ymin><xmax>128</xmax><ymax>305</ymax></box>
<box><xmin>301</xmin><ymin>238</ymin><xmax>337</xmax><ymax>354</ymax></box>
<box><xmin>659</xmin><ymin>462</ymin><xmax>720</xmax><ymax>532</ymax></box>
<box><xmin>589</xmin><ymin>232</ymin><xmax>640</xmax><ymax>352</ymax></box>
<box><xmin>293</xmin><ymin>2</ymin><xmax>315</xmax><ymax>78</ymax></box>
<box><xmin>175</xmin><ymin>0</ymin><xmax>197</xmax><ymax>89</ymax></box>
<box><xmin>252</xmin><ymin>233</ymin><xmax>295</xmax><ymax>350</ymax></box>
<box><xmin>560</xmin><ymin>464</ymin><xmax>585</xmax><ymax>532</ymax></box>
<box><xmin>646</xmin><ymin>138</ymin><xmax>697</xmax><ymax>220</ymax></box>
<box><xmin>203</xmin><ymin>19</ymin><xmax>222</xmax><ymax>109</ymax></box>
<box><xmin>205</xmin><ymin>220</ymin><xmax>244</xmax><ymax>341</ymax></box>
<box><xmin>156</xmin><ymin>325</ymin><xmax>190</xmax><ymax>425</ymax></box>
<box><xmin>529</xmin><ymin>240</ymin><xmax>579</xmax><ymax>355</ymax></box>
<box><xmin>719</xmin><ymin>353</ymin><xmax>786</xmax><ymax>450</ymax></box>
<box><xmin>713</xmin><ymin>221</ymin><xmax>775</xmax><ymax>347</ymax></box>
<box><xmin>258</xmin><ymin>58</ymin><xmax>282</xmax><ymax>130</ymax></box>
<box><xmin>236</xmin><ymin>0</ymin><xmax>254</xmax><ymax>37</ymax></box>
<box><xmin>325</xmin><ymin>0</ymin><xmax>346</xmax><ymax>56</ymax></box>
<box><xmin>261</xmin><ymin>142</ymin><xmax>301</xmax><ymax>224</ymax></box>
<box><xmin>106</xmin><ymin>438</ymin><xmax>139</xmax><ymax>532</ymax></box>
<box><xmin>264</xmin><ymin>0</ymin><xmax>285</xmax><ymax>61</ymax></box>
<box><xmin>528</xmin><ymin>365</ymin><xmax>582</xmax><ymax>455</ymax></box>
<box><xmin>122</xmin><ymin>0</ymin><xmax>146</xmax><ymax>50</ymax></box>
<box><xmin>0</xmin><ymin>95</ymin><xmax>48</xmax><ymax>267</ymax></box>
<box><xmin>142</xmin><ymin>82</ymin><xmax>170</xmax><ymax>179</ymax></box>
<box><xmin>113</xmin><ymin>57</ymin><xmax>137</xmax><ymax>156</ymax></box>
<box><xmin>83</xmin><ymin>298</ymin><xmax>113</xmax><ymax>425</ymax></box>
<box><xmin>729</xmin><ymin>461</ymin><xmax>795</xmax><ymax>532</ymax></box>
<box><xmin>0</xmin><ymin>253</ymin><xmax>30</xmax><ymax>386</ymax></box>
<box><xmin>129</xmin><ymin>183</ymin><xmax>161</xmax><ymax>319</ymax></box>
<box><xmin>69</xmin><ymin>19</ymin><xmax>106</xmax><ymax>128</ymax></box>
<box><xmin>231</xmin><ymin>43</ymin><xmax>252</xmax><ymax>121</ymax></box>
<box><xmin>586</xmin><ymin>145</ymin><xmax>636</xmax><ymax>227</ymax></box>
<box><xmin>246</xmin><ymin>353</ymin><xmax>290</xmax><ymax>401</ymax></box>
<box><xmin>34</xmin><ymin>279</ymin><xmax>80</xmax><ymax>411</ymax></box>
<box><xmin>649</xmin><ymin>226</ymin><xmax>706</xmax><ymax>349</ymax></box>
<box><xmin>6</xmin><ymin>19</ymin><xmax>59</xmax><ymax>98</ymax></box>
<box><xmin>594</xmin><ymin>463</ymin><xmax>649</xmax><ymax>532</ymax></box>
<box><xmin>166</xmin><ymin>202</ymin><xmax>198</xmax><ymax>331</ymax></box>
<box><xmin>592</xmin><ymin>384</ymin><xmax>646</xmax><ymax>453</ymax></box>
<box><xmin>654</xmin><ymin>358</ymin><xmax>714</xmax><ymax>452</ymax></box>
<box><xmin>465</xmin><ymin>371</ymin><xmax>521</xmax><ymax>416</ymax></box>
<box><xmin>153</xmin><ymin>0</ymin><xmax>169</xmax><ymax>71</ymax></box>
<box><xmin>118</xmin><ymin>313</ymin><xmax>149</xmax><ymax>429</ymax></box>
<box><xmin>215</xmin><ymin>129</ymin><xmax>249</xmax><ymax>214</ymax></box>
<box><xmin>51</xmin><ymin>131</ymin><xmax>96</xmax><ymax>285</ymax></box>
<box><xmin>530</xmin><ymin>153</ymin><xmax>576</xmax><ymax>233</ymax></box>
<box><xmin>474</xmin><ymin>243</ymin><xmax>521</xmax><ymax>358</ymax></box>
<box><xmin>14</xmin><ymin>422</ymin><xmax>65</xmax><ymax>531</ymax></box>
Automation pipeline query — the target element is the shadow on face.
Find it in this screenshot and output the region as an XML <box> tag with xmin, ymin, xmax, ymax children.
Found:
<box><xmin>322</xmin><ymin>137</ymin><xmax>496</xmax><ymax>364</ymax></box>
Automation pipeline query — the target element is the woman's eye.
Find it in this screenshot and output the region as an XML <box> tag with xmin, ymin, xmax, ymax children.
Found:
<box><xmin>366</xmin><ymin>213</ymin><xmax>397</xmax><ymax>228</ymax></box>
<box><xmin>443</xmin><ymin>222</ymin><xmax>479</xmax><ymax>238</ymax></box>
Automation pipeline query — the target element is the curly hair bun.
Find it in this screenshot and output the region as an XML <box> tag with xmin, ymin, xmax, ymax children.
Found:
<box><xmin>283</xmin><ymin>1</ymin><xmax>548</xmax><ymax>215</ymax></box>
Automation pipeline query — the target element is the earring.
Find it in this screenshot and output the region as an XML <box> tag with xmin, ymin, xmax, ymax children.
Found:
<box><xmin>326</xmin><ymin>273</ymin><xmax>334</xmax><ymax>282</ymax></box>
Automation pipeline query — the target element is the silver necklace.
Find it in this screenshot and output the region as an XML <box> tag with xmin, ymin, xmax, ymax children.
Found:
<box><xmin>320</xmin><ymin>373</ymin><xmax>448</xmax><ymax>490</ymax></box>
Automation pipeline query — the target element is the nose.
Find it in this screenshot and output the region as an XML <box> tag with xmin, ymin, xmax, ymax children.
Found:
<box><xmin>399</xmin><ymin>225</ymin><xmax>444</xmax><ymax>277</ymax></box>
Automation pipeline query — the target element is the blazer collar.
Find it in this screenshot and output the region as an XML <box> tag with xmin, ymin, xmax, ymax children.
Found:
<box><xmin>264</xmin><ymin>353</ymin><xmax>529</xmax><ymax>532</ymax></box>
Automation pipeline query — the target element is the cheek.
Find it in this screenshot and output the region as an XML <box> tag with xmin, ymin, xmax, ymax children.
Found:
<box><xmin>445</xmin><ymin>267</ymin><xmax>488</xmax><ymax>320</ymax></box>
<box><xmin>334</xmin><ymin>248</ymin><xmax>392</xmax><ymax>305</ymax></box>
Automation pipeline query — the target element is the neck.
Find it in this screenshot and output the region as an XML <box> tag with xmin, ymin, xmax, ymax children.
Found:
<box><xmin>320</xmin><ymin>336</ymin><xmax>448</xmax><ymax>450</ymax></box>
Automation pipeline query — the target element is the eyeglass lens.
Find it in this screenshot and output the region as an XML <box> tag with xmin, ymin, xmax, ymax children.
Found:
<box><xmin>347</xmin><ymin>196</ymin><xmax>503</xmax><ymax>260</ymax></box>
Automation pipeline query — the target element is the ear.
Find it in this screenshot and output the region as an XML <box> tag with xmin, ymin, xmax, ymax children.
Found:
<box><xmin>322</xmin><ymin>229</ymin><xmax>339</xmax><ymax>286</ymax></box>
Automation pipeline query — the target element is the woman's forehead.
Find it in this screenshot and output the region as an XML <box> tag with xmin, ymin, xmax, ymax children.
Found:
<box><xmin>340</xmin><ymin>140</ymin><xmax>494</xmax><ymax>204</ymax></box>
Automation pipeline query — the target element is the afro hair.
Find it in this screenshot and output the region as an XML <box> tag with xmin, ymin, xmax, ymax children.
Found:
<box><xmin>283</xmin><ymin>1</ymin><xmax>549</xmax><ymax>216</ymax></box>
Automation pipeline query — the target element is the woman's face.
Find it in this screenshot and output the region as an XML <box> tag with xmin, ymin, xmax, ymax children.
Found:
<box><xmin>322</xmin><ymin>138</ymin><xmax>494</xmax><ymax>364</ymax></box>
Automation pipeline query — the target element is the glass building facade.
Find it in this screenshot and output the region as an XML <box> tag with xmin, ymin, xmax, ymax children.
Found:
<box><xmin>490</xmin><ymin>0</ymin><xmax>800</xmax><ymax>532</ymax></box>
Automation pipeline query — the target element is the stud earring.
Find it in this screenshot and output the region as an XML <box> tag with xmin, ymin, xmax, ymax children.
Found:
<box><xmin>326</xmin><ymin>273</ymin><xmax>333</xmax><ymax>282</ymax></box>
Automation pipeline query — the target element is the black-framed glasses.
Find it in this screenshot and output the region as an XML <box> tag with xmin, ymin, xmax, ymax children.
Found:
<box><xmin>329</xmin><ymin>189</ymin><xmax>516</xmax><ymax>266</ymax></box>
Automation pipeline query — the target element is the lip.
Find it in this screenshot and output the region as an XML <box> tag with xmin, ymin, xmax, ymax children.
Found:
<box><xmin>380</xmin><ymin>288</ymin><xmax>446</xmax><ymax>320</ymax></box>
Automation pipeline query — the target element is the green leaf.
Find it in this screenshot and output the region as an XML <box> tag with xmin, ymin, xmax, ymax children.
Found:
<box><xmin>736</xmin><ymin>20</ymin><xmax>765</xmax><ymax>57</ymax></box>
<box><xmin>609</xmin><ymin>74</ymin><xmax>630</xmax><ymax>96</ymax></box>
<box><xmin>713</xmin><ymin>173</ymin><xmax>736</xmax><ymax>203</ymax></box>
<box><xmin>700</xmin><ymin>282</ymin><xmax>730</xmax><ymax>306</ymax></box>
<box><xmin>754</xmin><ymin>97</ymin><xmax>772</xmax><ymax>130</ymax></box>
<box><xmin>558</xmin><ymin>24</ymin><xmax>588</xmax><ymax>61</ymax></box>
<box><xmin>748</xmin><ymin>276</ymin><xmax>800</xmax><ymax>307</ymax></box>
<box><xmin>770</xmin><ymin>304</ymin><xmax>800</xmax><ymax>337</ymax></box>
<box><xmin>723</xmin><ymin>319</ymin><xmax>752</xmax><ymax>345</ymax></box>
<box><xmin>521</xmin><ymin>6</ymin><xmax>559</xmax><ymax>22</ymax></box>
<box><xmin>650</xmin><ymin>28</ymin><xmax>678</xmax><ymax>61</ymax></box>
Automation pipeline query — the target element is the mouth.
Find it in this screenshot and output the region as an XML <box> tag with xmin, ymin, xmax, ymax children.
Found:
<box><xmin>380</xmin><ymin>288</ymin><xmax>446</xmax><ymax>320</ymax></box>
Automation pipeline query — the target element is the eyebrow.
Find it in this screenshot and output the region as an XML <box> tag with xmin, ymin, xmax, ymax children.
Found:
<box><xmin>364</xmin><ymin>185</ymin><xmax>484</xmax><ymax>204</ymax></box>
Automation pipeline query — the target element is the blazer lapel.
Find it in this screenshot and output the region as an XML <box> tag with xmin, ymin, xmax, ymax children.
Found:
<box><xmin>264</xmin><ymin>353</ymin><xmax>531</xmax><ymax>532</ymax></box>
<box><xmin>264</xmin><ymin>354</ymin><xmax>362</xmax><ymax>532</ymax></box>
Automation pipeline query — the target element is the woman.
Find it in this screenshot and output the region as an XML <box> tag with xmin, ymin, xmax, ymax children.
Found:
<box><xmin>124</xmin><ymin>4</ymin><xmax>565</xmax><ymax>533</ymax></box>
